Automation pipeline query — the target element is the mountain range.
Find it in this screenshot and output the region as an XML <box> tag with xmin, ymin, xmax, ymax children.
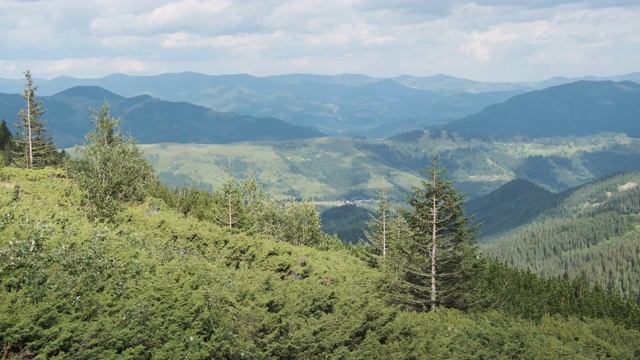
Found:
<box><xmin>0</xmin><ymin>72</ymin><xmax>553</xmax><ymax>137</ymax></box>
<box><xmin>0</xmin><ymin>86</ymin><xmax>324</xmax><ymax>148</ymax></box>
<box><xmin>444</xmin><ymin>80</ymin><xmax>640</xmax><ymax>138</ymax></box>
<box><xmin>3</xmin><ymin>75</ymin><xmax>639</xmax><ymax>147</ymax></box>
<box><xmin>2</xmin><ymin>73</ymin><xmax>640</xmax><ymax>203</ymax></box>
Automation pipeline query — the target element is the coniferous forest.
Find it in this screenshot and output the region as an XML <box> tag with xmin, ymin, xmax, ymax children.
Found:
<box><xmin>1</xmin><ymin>73</ymin><xmax>640</xmax><ymax>358</ymax></box>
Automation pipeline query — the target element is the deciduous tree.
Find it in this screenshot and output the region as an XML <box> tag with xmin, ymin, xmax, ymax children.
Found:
<box><xmin>72</xmin><ymin>102</ymin><xmax>153</xmax><ymax>221</ymax></box>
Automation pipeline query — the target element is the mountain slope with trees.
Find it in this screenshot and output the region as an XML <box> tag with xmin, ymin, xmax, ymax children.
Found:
<box><xmin>480</xmin><ymin>172</ymin><xmax>640</xmax><ymax>301</ymax></box>
<box><xmin>144</xmin><ymin>131</ymin><xmax>640</xmax><ymax>201</ymax></box>
<box><xmin>1</xmin><ymin>102</ymin><xmax>639</xmax><ymax>357</ymax></box>
<box><xmin>444</xmin><ymin>80</ymin><xmax>640</xmax><ymax>137</ymax></box>
<box><xmin>2</xmin><ymin>157</ymin><xmax>640</xmax><ymax>358</ymax></box>
<box><xmin>466</xmin><ymin>179</ymin><xmax>559</xmax><ymax>238</ymax></box>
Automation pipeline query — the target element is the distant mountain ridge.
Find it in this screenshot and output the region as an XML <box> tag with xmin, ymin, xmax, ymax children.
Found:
<box><xmin>469</xmin><ymin>170</ymin><xmax>640</xmax><ymax>241</ymax></box>
<box><xmin>0</xmin><ymin>72</ymin><xmax>526</xmax><ymax>137</ymax></box>
<box><xmin>0</xmin><ymin>86</ymin><xmax>324</xmax><ymax>148</ymax></box>
<box><xmin>2</xmin><ymin>72</ymin><xmax>639</xmax><ymax>138</ymax></box>
<box><xmin>443</xmin><ymin>80</ymin><xmax>640</xmax><ymax>138</ymax></box>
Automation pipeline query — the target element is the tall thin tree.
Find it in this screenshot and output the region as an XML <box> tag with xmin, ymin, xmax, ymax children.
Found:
<box><xmin>14</xmin><ymin>70</ymin><xmax>55</xmax><ymax>169</ymax></box>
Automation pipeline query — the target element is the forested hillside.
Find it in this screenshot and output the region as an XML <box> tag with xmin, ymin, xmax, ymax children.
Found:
<box><xmin>444</xmin><ymin>80</ymin><xmax>640</xmax><ymax>137</ymax></box>
<box><xmin>481</xmin><ymin>172</ymin><xmax>640</xmax><ymax>301</ymax></box>
<box><xmin>2</xmin><ymin>74</ymin><xmax>640</xmax><ymax>358</ymax></box>
<box><xmin>2</xmin><ymin>164</ymin><xmax>640</xmax><ymax>358</ymax></box>
<box><xmin>320</xmin><ymin>204</ymin><xmax>373</xmax><ymax>244</ymax></box>
<box><xmin>466</xmin><ymin>179</ymin><xmax>558</xmax><ymax>238</ymax></box>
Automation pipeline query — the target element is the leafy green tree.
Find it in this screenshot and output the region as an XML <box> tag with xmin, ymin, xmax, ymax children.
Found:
<box><xmin>283</xmin><ymin>198</ymin><xmax>324</xmax><ymax>246</ymax></box>
<box><xmin>13</xmin><ymin>70</ymin><xmax>57</xmax><ymax>169</ymax></box>
<box><xmin>71</xmin><ymin>102</ymin><xmax>153</xmax><ymax>221</ymax></box>
<box><xmin>395</xmin><ymin>155</ymin><xmax>480</xmax><ymax>311</ymax></box>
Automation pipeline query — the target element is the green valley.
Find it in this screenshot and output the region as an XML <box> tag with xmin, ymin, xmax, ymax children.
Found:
<box><xmin>142</xmin><ymin>132</ymin><xmax>640</xmax><ymax>201</ymax></box>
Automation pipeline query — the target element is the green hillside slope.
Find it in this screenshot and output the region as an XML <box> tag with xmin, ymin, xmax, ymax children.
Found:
<box><xmin>466</xmin><ymin>179</ymin><xmax>558</xmax><ymax>239</ymax></box>
<box><xmin>2</xmin><ymin>167</ymin><xmax>640</xmax><ymax>358</ymax></box>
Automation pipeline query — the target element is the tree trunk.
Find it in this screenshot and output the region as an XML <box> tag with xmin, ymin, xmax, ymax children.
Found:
<box><xmin>430</xmin><ymin>193</ymin><xmax>437</xmax><ymax>312</ymax></box>
<box><xmin>27</xmin><ymin>96</ymin><xmax>33</xmax><ymax>169</ymax></box>
<box><xmin>382</xmin><ymin>204</ymin><xmax>387</xmax><ymax>260</ymax></box>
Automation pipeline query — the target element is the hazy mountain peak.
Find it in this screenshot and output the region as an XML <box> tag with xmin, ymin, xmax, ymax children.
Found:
<box><xmin>52</xmin><ymin>85</ymin><xmax>124</xmax><ymax>101</ymax></box>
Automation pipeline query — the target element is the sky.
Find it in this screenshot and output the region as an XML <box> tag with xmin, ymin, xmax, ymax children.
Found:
<box><xmin>0</xmin><ymin>0</ymin><xmax>639</xmax><ymax>82</ymax></box>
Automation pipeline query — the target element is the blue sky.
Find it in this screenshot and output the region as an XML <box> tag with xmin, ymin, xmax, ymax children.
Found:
<box><xmin>1</xmin><ymin>0</ymin><xmax>639</xmax><ymax>81</ymax></box>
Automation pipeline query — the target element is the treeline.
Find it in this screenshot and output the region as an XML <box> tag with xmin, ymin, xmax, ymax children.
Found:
<box><xmin>152</xmin><ymin>178</ymin><xmax>340</xmax><ymax>249</ymax></box>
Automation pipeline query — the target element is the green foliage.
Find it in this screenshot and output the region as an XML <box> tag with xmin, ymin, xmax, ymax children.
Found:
<box><xmin>71</xmin><ymin>102</ymin><xmax>153</xmax><ymax>221</ymax></box>
<box><xmin>0</xmin><ymin>119</ymin><xmax>13</xmax><ymax>166</ymax></box>
<box><xmin>475</xmin><ymin>259</ymin><xmax>640</xmax><ymax>329</ymax></box>
<box><xmin>321</xmin><ymin>203</ymin><xmax>372</xmax><ymax>244</ymax></box>
<box><xmin>364</xmin><ymin>191</ymin><xmax>411</xmax><ymax>269</ymax></box>
<box><xmin>366</xmin><ymin>191</ymin><xmax>391</xmax><ymax>260</ymax></box>
<box><xmin>167</xmin><ymin>176</ymin><xmax>330</xmax><ymax>249</ymax></box>
<box><xmin>1</xmin><ymin>167</ymin><xmax>640</xmax><ymax>359</ymax></box>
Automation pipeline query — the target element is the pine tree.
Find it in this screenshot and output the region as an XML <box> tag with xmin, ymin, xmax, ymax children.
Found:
<box><xmin>395</xmin><ymin>155</ymin><xmax>480</xmax><ymax>311</ymax></box>
<box><xmin>0</xmin><ymin>120</ymin><xmax>13</xmax><ymax>166</ymax></box>
<box><xmin>13</xmin><ymin>70</ymin><xmax>57</xmax><ymax>169</ymax></box>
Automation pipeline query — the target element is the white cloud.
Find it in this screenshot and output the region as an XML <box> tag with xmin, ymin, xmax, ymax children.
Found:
<box><xmin>90</xmin><ymin>0</ymin><xmax>240</xmax><ymax>35</ymax></box>
<box><xmin>44</xmin><ymin>57</ymin><xmax>152</xmax><ymax>77</ymax></box>
<box><xmin>0</xmin><ymin>0</ymin><xmax>638</xmax><ymax>81</ymax></box>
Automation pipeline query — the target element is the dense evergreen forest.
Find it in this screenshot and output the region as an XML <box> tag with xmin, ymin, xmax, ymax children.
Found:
<box><xmin>482</xmin><ymin>172</ymin><xmax>640</xmax><ymax>302</ymax></box>
<box><xmin>1</xmin><ymin>74</ymin><xmax>640</xmax><ymax>358</ymax></box>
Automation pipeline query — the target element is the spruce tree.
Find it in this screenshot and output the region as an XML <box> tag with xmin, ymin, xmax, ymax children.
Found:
<box><xmin>13</xmin><ymin>70</ymin><xmax>57</xmax><ymax>169</ymax></box>
<box><xmin>395</xmin><ymin>155</ymin><xmax>480</xmax><ymax>311</ymax></box>
<box><xmin>0</xmin><ymin>120</ymin><xmax>13</xmax><ymax>165</ymax></box>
